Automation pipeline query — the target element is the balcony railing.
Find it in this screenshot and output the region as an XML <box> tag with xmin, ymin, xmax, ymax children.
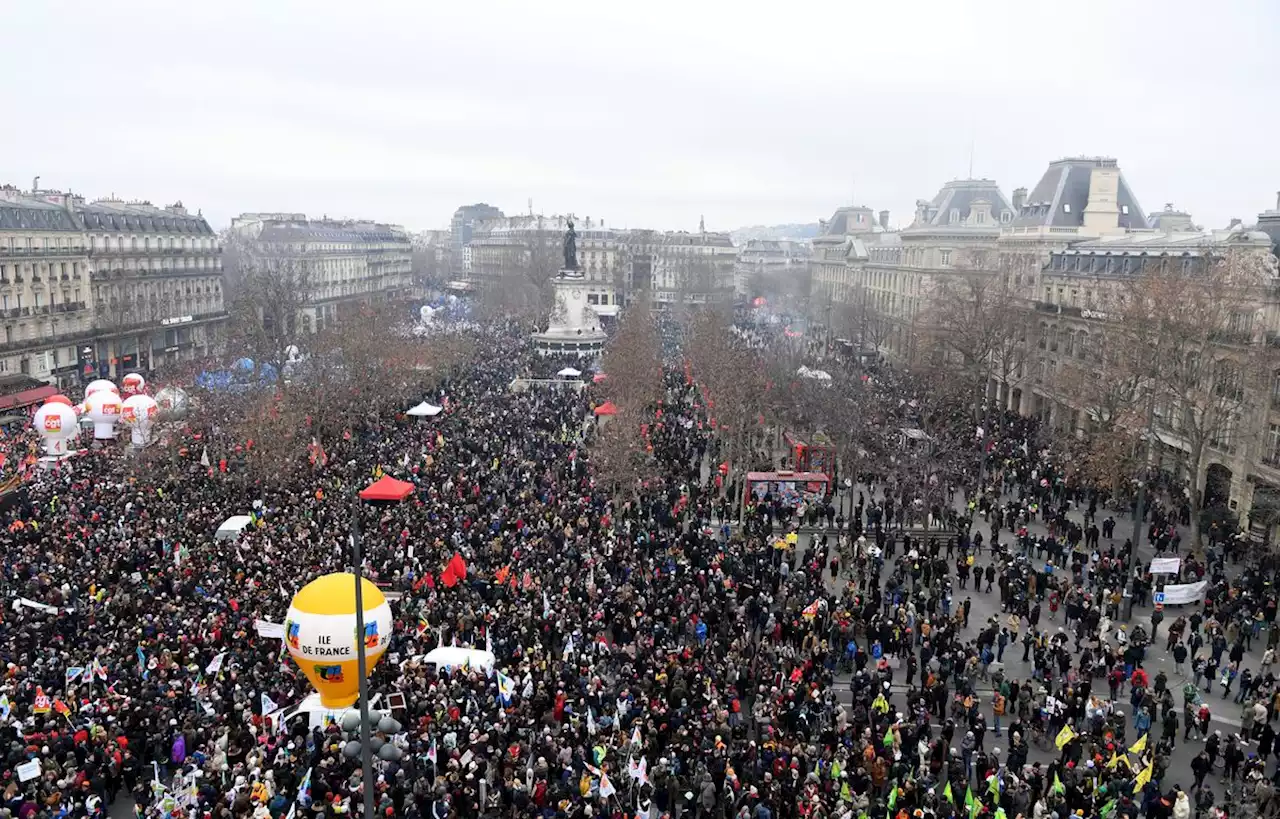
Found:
<box><xmin>87</xmin><ymin>246</ymin><xmax>221</xmax><ymax>258</ymax></box>
<box><xmin>0</xmin><ymin>245</ymin><xmax>86</xmax><ymax>256</ymax></box>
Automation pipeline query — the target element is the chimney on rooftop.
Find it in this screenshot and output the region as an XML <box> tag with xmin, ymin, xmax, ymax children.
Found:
<box><xmin>1012</xmin><ymin>187</ymin><xmax>1028</xmax><ymax>212</ymax></box>
<box><xmin>878</xmin><ymin>210</ymin><xmax>890</xmax><ymax>230</ymax></box>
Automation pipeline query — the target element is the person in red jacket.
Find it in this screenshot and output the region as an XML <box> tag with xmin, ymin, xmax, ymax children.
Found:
<box><xmin>1131</xmin><ymin>666</ymin><xmax>1150</xmax><ymax>691</ymax></box>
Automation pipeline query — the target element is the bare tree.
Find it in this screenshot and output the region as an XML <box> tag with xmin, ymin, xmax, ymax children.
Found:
<box><xmin>225</xmin><ymin>252</ymin><xmax>313</xmax><ymax>384</ymax></box>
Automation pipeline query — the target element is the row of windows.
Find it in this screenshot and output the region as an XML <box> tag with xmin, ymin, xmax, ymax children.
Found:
<box><xmin>91</xmin><ymin>234</ymin><xmax>215</xmax><ymax>251</ymax></box>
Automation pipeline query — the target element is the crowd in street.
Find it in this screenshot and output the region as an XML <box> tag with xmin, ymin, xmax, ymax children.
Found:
<box><xmin>0</xmin><ymin>312</ymin><xmax>1277</xmax><ymax>819</ymax></box>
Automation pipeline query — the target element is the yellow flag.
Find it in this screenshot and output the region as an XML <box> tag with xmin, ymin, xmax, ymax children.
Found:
<box><xmin>1054</xmin><ymin>725</ymin><xmax>1078</xmax><ymax>750</ymax></box>
<box><xmin>1106</xmin><ymin>751</ymin><xmax>1130</xmax><ymax>769</ymax></box>
<box><xmin>1133</xmin><ymin>761</ymin><xmax>1153</xmax><ymax>794</ymax></box>
<box><xmin>1128</xmin><ymin>733</ymin><xmax>1147</xmax><ymax>754</ymax></box>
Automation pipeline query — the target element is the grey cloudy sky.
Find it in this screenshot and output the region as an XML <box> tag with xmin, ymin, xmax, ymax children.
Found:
<box><xmin>1</xmin><ymin>0</ymin><xmax>1275</xmax><ymax>233</ymax></box>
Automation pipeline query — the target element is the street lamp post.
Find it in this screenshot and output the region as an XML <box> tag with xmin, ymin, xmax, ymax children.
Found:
<box><xmin>350</xmin><ymin>499</ymin><xmax>376</xmax><ymax>819</ymax></box>
<box><xmin>1125</xmin><ymin>387</ymin><xmax>1158</xmax><ymax>621</ymax></box>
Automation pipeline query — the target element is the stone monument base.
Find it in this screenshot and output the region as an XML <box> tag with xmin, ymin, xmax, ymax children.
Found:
<box><xmin>532</xmin><ymin>267</ymin><xmax>608</xmax><ymax>357</ymax></box>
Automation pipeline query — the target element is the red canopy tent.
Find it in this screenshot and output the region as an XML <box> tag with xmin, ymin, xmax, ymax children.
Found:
<box><xmin>359</xmin><ymin>475</ymin><xmax>415</xmax><ymax>502</ymax></box>
<box><xmin>593</xmin><ymin>401</ymin><xmax>618</xmax><ymax>417</ymax></box>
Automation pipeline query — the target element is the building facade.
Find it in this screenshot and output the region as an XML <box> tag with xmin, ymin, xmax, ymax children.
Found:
<box><xmin>0</xmin><ymin>184</ymin><xmax>226</xmax><ymax>391</ymax></box>
<box><xmin>449</xmin><ymin>203</ymin><xmax>504</xmax><ymax>276</ymax></box>
<box><xmin>81</xmin><ymin>198</ymin><xmax>224</xmax><ymax>378</ymax></box>
<box><xmin>468</xmin><ymin>215</ymin><xmax>626</xmax><ymax>309</ymax></box>
<box><xmin>0</xmin><ymin>187</ymin><xmax>94</xmax><ymax>389</ymax></box>
<box><xmin>625</xmin><ymin>224</ymin><xmax>736</xmax><ymax>308</ymax></box>
<box><xmin>735</xmin><ymin>239</ymin><xmax>810</xmax><ymax>298</ymax></box>
<box><xmin>229</xmin><ymin>214</ymin><xmax>413</xmax><ymax>334</ymax></box>
<box><xmin>851</xmin><ymin>180</ymin><xmax>1015</xmax><ymax>364</ymax></box>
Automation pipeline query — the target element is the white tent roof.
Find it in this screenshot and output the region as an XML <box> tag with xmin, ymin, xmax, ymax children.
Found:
<box><xmin>215</xmin><ymin>515</ymin><xmax>253</xmax><ymax>540</ymax></box>
<box><xmin>417</xmin><ymin>646</ymin><xmax>495</xmax><ymax>672</ymax></box>
<box><xmin>407</xmin><ymin>402</ymin><xmax>443</xmax><ymax>417</ymax></box>
<box><xmin>557</xmin><ymin>367</ymin><xmax>583</xmax><ymax>378</ymax></box>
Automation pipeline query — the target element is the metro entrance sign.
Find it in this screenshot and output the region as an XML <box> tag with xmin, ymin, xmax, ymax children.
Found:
<box><xmin>1153</xmin><ymin>591</ymin><xmax>1165</xmax><ymax>612</ymax></box>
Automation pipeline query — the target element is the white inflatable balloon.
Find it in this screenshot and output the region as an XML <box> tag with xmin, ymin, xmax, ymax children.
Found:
<box><xmin>33</xmin><ymin>403</ymin><xmax>79</xmax><ymax>455</ymax></box>
<box><xmin>121</xmin><ymin>373</ymin><xmax>146</xmax><ymax>396</ymax></box>
<box><xmin>83</xmin><ymin>392</ymin><xmax>122</xmax><ymax>440</ymax></box>
<box><xmin>85</xmin><ymin>379</ymin><xmax>119</xmax><ymax>399</ymax></box>
<box><xmin>121</xmin><ymin>394</ymin><xmax>159</xmax><ymax>446</ymax></box>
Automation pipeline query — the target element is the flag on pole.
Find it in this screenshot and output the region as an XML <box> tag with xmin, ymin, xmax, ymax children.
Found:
<box><xmin>205</xmin><ymin>652</ymin><xmax>226</xmax><ymax>676</ymax></box>
<box><xmin>91</xmin><ymin>659</ymin><xmax>107</xmax><ymax>682</ymax></box>
<box><xmin>801</xmin><ymin>600</ymin><xmax>821</xmax><ymax>619</ymax></box>
<box><xmin>543</xmin><ymin>590</ymin><xmax>552</xmax><ymax>618</ymax></box>
<box><xmin>496</xmin><ymin>670</ymin><xmax>515</xmax><ymax>706</ymax></box>
<box><xmin>1128</xmin><ymin>733</ymin><xmax>1147</xmax><ymax>754</ymax></box>
<box><xmin>65</xmin><ymin>666</ymin><xmax>85</xmax><ymax>686</ymax></box>
<box><xmin>1051</xmin><ymin>773</ymin><xmax>1065</xmax><ymax>795</ymax></box>
<box><xmin>562</xmin><ymin>635</ymin><xmax>574</xmax><ymax>663</ymax></box>
<box><xmin>1054</xmin><ymin>724</ymin><xmax>1077</xmax><ymax>749</ymax></box>
<box><xmin>296</xmin><ymin>767</ymin><xmax>312</xmax><ymax>808</ymax></box>
<box><xmin>586</xmin><ymin>708</ymin><xmax>596</xmax><ymax>736</ymax></box>
<box><xmin>32</xmin><ymin>687</ymin><xmax>51</xmax><ymax>714</ymax></box>
<box><xmin>0</xmin><ymin>695</ymin><xmax>10</xmax><ymax>720</ymax></box>
<box><xmin>887</xmin><ymin>782</ymin><xmax>897</xmax><ymax>811</ymax></box>
<box><xmin>631</xmin><ymin>725</ymin><xmax>642</xmax><ymax>747</ymax></box>
<box><xmin>883</xmin><ymin>725</ymin><xmax>895</xmax><ymax>747</ymax></box>
<box><xmin>598</xmin><ymin>772</ymin><xmax>616</xmax><ymax>798</ymax></box>
<box><xmin>943</xmin><ymin>782</ymin><xmax>953</xmax><ymax>804</ymax></box>
<box><xmin>261</xmin><ymin>692</ymin><xmax>279</xmax><ymax>715</ymax></box>
<box><xmin>1133</xmin><ymin>761</ymin><xmax>1154</xmax><ymax>794</ymax></box>
<box><xmin>426</xmin><ymin>738</ymin><xmax>438</xmax><ymax>765</ymax></box>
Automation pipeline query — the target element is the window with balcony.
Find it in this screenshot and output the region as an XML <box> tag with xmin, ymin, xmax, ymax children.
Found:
<box><xmin>940</xmin><ymin>250</ymin><xmax>952</xmax><ymax>267</ymax></box>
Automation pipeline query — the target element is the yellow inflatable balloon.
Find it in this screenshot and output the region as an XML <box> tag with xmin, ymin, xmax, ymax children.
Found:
<box><xmin>284</xmin><ymin>573</ymin><xmax>393</xmax><ymax>708</ymax></box>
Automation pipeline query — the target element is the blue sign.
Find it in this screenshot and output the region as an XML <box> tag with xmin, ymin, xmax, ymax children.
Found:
<box><xmin>1153</xmin><ymin>592</ymin><xmax>1165</xmax><ymax>604</ymax></box>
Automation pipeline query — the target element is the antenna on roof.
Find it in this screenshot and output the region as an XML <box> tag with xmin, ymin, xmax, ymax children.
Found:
<box><xmin>31</xmin><ymin>176</ymin><xmax>39</xmax><ymax>193</ymax></box>
<box><xmin>968</xmin><ymin>139</ymin><xmax>974</xmax><ymax>180</ymax></box>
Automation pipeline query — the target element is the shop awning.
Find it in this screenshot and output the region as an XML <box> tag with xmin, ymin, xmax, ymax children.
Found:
<box><xmin>0</xmin><ymin>385</ymin><xmax>56</xmax><ymax>412</ymax></box>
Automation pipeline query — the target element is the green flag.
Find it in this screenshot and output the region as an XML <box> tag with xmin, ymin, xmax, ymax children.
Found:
<box><xmin>883</xmin><ymin>725</ymin><xmax>895</xmax><ymax>746</ymax></box>
<box><xmin>943</xmin><ymin>782</ymin><xmax>954</xmax><ymax>804</ymax></box>
<box><xmin>1100</xmin><ymin>799</ymin><xmax>1118</xmax><ymax>819</ymax></box>
<box><xmin>987</xmin><ymin>773</ymin><xmax>1000</xmax><ymax>798</ymax></box>
<box><xmin>887</xmin><ymin>781</ymin><xmax>897</xmax><ymax>811</ymax></box>
<box><xmin>1051</xmin><ymin>773</ymin><xmax>1065</xmax><ymax>795</ymax></box>
<box><xmin>964</xmin><ymin>786</ymin><xmax>975</xmax><ymax>810</ymax></box>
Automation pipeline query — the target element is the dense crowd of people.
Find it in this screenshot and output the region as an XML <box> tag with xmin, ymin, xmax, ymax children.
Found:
<box><xmin>0</xmin><ymin>311</ymin><xmax>1276</xmax><ymax>819</ymax></box>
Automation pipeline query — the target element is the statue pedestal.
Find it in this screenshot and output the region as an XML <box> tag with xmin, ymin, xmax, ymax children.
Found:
<box><xmin>532</xmin><ymin>269</ymin><xmax>607</xmax><ymax>358</ymax></box>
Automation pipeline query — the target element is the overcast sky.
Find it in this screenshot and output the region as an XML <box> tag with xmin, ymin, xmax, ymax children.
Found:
<box><xmin>1</xmin><ymin>0</ymin><xmax>1275</xmax><ymax>233</ymax></box>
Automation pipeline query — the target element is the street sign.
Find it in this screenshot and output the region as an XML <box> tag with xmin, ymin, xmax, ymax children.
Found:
<box><xmin>1153</xmin><ymin>592</ymin><xmax>1165</xmax><ymax>604</ymax></box>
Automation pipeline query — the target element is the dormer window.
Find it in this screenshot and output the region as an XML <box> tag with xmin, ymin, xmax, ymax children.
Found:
<box><xmin>1121</xmin><ymin>205</ymin><xmax>1130</xmax><ymax>215</ymax></box>
<box><xmin>1063</xmin><ymin>204</ymin><xmax>1072</xmax><ymax>214</ymax></box>
<box><xmin>1001</xmin><ymin>211</ymin><xmax>1012</xmax><ymax>223</ymax></box>
<box><xmin>949</xmin><ymin>209</ymin><xmax>960</xmax><ymax>224</ymax></box>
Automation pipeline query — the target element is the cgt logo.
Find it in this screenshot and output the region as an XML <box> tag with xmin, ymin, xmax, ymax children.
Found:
<box><xmin>42</xmin><ymin>416</ymin><xmax>62</xmax><ymax>432</ymax></box>
<box><xmin>101</xmin><ymin>404</ymin><xmax>120</xmax><ymax>415</ymax></box>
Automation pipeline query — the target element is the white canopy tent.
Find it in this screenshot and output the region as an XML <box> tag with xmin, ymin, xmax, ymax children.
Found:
<box><xmin>215</xmin><ymin>515</ymin><xmax>254</xmax><ymax>541</ymax></box>
<box><xmin>415</xmin><ymin>646</ymin><xmax>496</xmax><ymax>672</ymax></box>
<box><xmin>406</xmin><ymin>402</ymin><xmax>443</xmax><ymax>418</ymax></box>
<box><xmin>556</xmin><ymin>367</ymin><xmax>583</xmax><ymax>378</ymax></box>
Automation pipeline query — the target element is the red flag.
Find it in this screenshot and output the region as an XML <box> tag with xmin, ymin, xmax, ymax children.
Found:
<box><xmin>495</xmin><ymin>565</ymin><xmax>510</xmax><ymax>585</ymax></box>
<box><xmin>508</xmin><ymin>576</ymin><xmax>518</xmax><ymax>591</ymax></box>
<box><xmin>413</xmin><ymin>573</ymin><xmax>432</xmax><ymax>592</ymax></box>
<box><xmin>441</xmin><ymin>567</ymin><xmax>458</xmax><ymax>588</ymax></box>
<box><xmin>448</xmin><ymin>553</ymin><xmax>467</xmax><ymax>580</ymax></box>
<box><xmin>424</xmin><ymin>572</ymin><xmax>435</xmax><ymax>589</ymax></box>
<box><xmin>522</xmin><ymin>571</ymin><xmax>533</xmax><ymax>590</ymax></box>
<box><xmin>53</xmin><ymin>699</ymin><xmax>71</xmax><ymax>717</ymax></box>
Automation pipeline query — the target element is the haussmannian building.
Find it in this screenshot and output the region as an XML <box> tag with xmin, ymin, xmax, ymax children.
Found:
<box><xmin>229</xmin><ymin>214</ymin><xmax>413</xmax><ymax>334</ymax></box>
<box><xmin>0</xmin><ymin>183</ymin><xmax>226</xmax><ymax>393</ymax></box>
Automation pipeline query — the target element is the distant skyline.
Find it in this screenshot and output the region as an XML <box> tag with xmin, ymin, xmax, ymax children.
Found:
<box><xmin>1</xmin><ymin>0</ymin><xmax>1276</xmax><ymax>234</ymax></box>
